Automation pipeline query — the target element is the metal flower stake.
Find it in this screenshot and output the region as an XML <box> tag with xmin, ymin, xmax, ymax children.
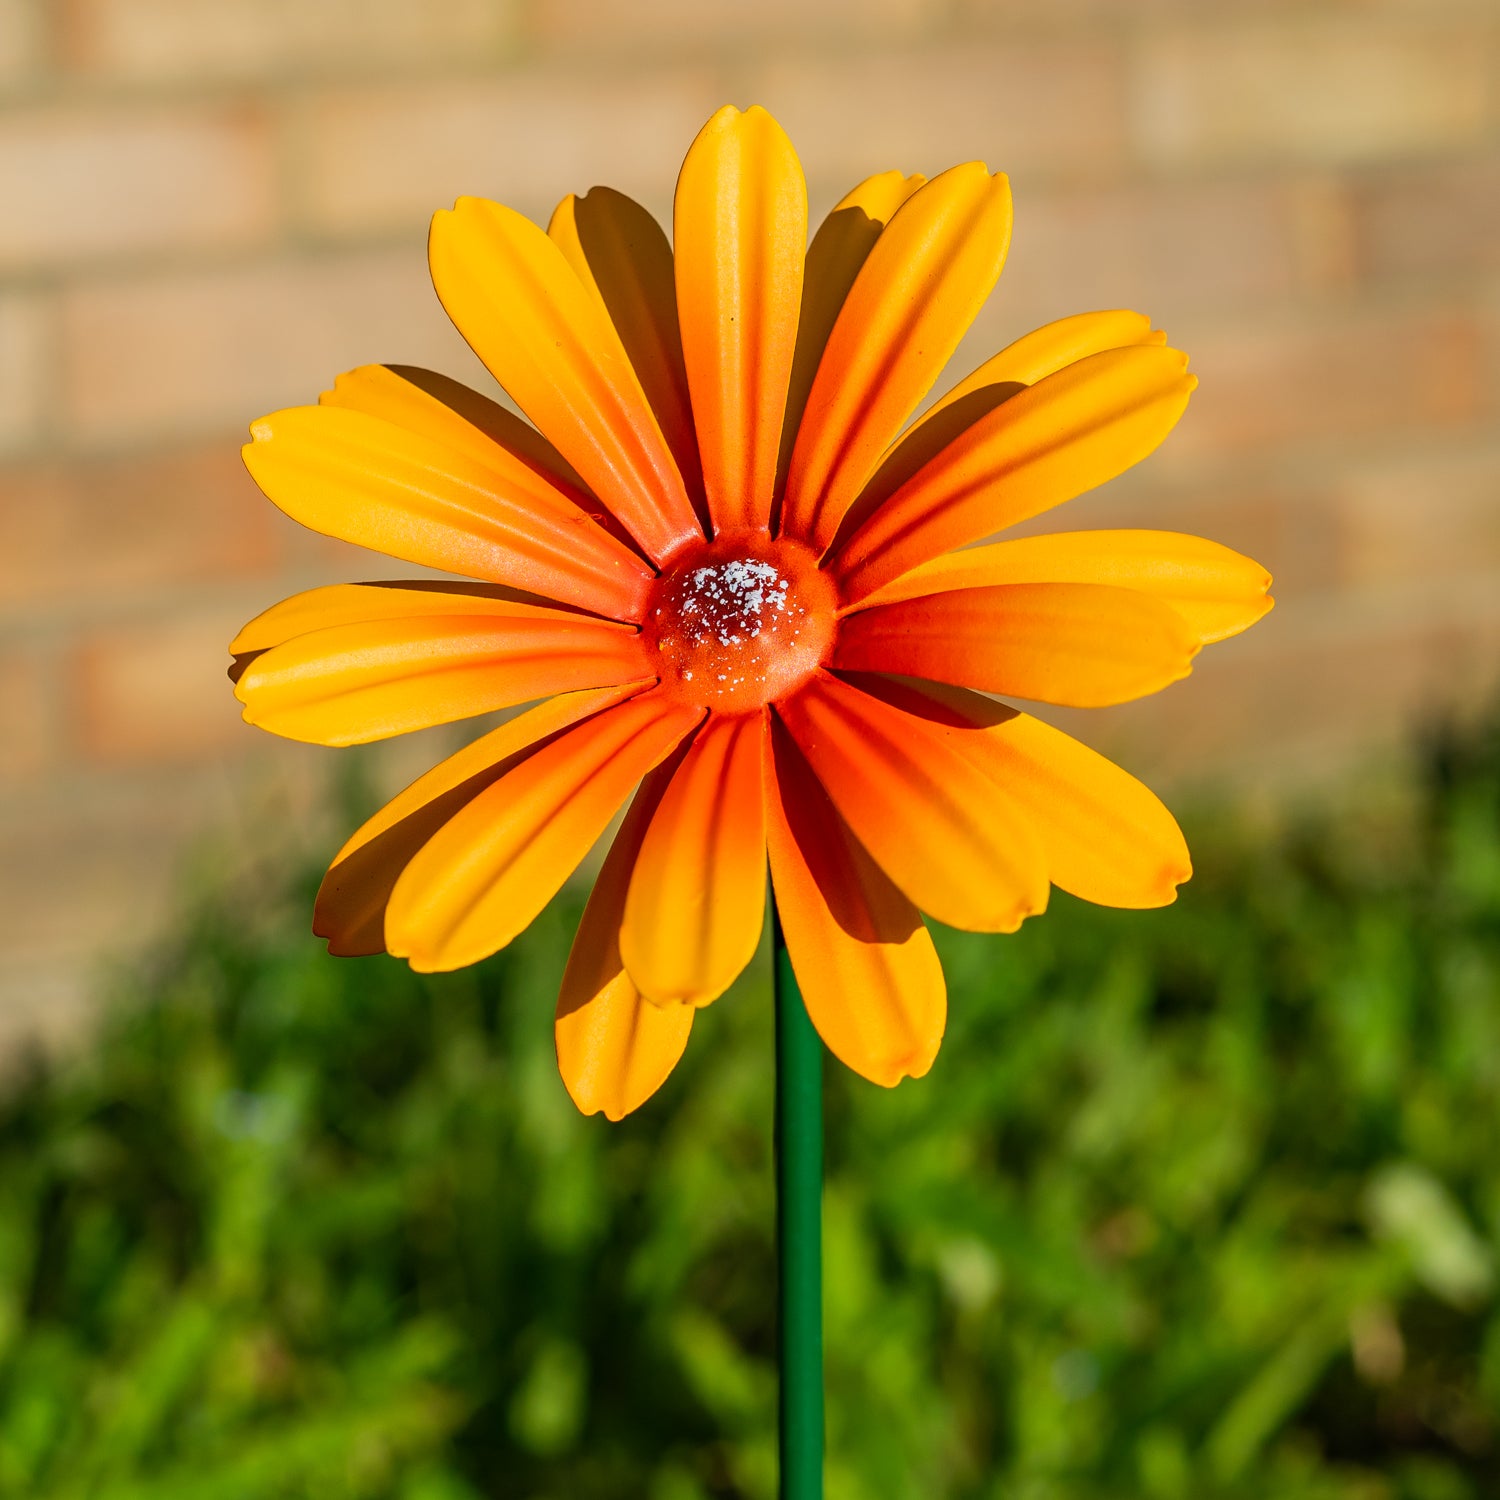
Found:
<box><xmin>229</xmin><ymin>105</ymin><xmax>1273</xmax><ymax>1497</ymax></box>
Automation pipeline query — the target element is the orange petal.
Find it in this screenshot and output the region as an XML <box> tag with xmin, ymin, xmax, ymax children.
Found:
<box><xmin>674</xmin><ymin>105</ymin><xmax>807</xmax><ymax>537</ymax></box>
<box><xmin>839</xmin><ymin>310</ymin><xmax>1165</xmax><ymax>543</ymax></box>
<box><xmin>319</xmin><ymin>363</ymin><xmax>645</xmax><ymax>556</ymax></box>
<box><xmin>775</xmin><ymin>170</ymin><xmax>926</xmax><ymax>509</ymax></box>
<box><xmin>321</xmin><ymin>363</ymin><xmax>586</xmax><ymax>498</ymax></box>
<box><xmin>855</xmin><ymin>676</ymin><xmax>1190</xmax><ymax>909</ymax></box>
<box><xmin>230</xmin><ymin>580</ymin><xmax>572</xmax><ymax>656</ymax></box>
<box><xmin>856</xmin><ymin>529</ymin><xmax>1274</xmax><ymax>644</ymax></box>
<box><xmin>833</xmin><ymin>344</ymin><xmax>1198</xmax><ymax>605</ymax></box>
<box><xmin>835</xmin><ymin>581</ymin><xmax>1200</xmax><ymax>708</ymax></box>
<box><xmin>775</xmin><ymin>672</ymin><xmax>1047</xmax><ymax>933</ymax></box>
<box><xmin>386</xmin><ymin>692</ymin><xmax>703</xmax><ymax>972</ymax></box>
<box><xmin>556</xmin><ymin>770</ymin><xmax>695</xmax><ymax>1121</ymax></box>
<box><xmin>234</xmin><ymin>592</ymin><xmax>651</xmax><ymax>745</ymax></box>
<box><xmin>429</xmin><ymin>195</ymin><xmax>703</xmax><ymax>564</ymax></box>
<box><xmin>781</xmin><ymin>164</ymin><xmax>1013</xmax><ymax>554</ymax></box>
<box><xmin>548</xmin><ymin>189</ymin><xmax>709</xmax><ymax>532</ymax></box>
<box><xmin>620</xmin><ymin>710</ymin><xmax>767</xmax><ymax>1005</ymax></box>
<box><xmin>243</xmin><ymin>404</ymin><xmax>654</xmax><ymax>621</ymax></box>
<box><xmin>921</xmin><ymin>309</ymin><xmax>1166</xmax><ymax>430</ymax></box>
<box><xmin>765</xmin><ymin>715</ymin><xmax>945</xmax><ymax>1085</ymax></box>
<box><xmin>314</xmin><ymin>684</ymin><xmax>644</xmax><ymax>956</ymax></box>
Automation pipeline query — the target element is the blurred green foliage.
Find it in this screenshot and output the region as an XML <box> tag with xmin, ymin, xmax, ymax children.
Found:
<box><xmin>2</xmin><ymin>713</ymin><xmax>1500</xmax><ymax>1500</ymax></box>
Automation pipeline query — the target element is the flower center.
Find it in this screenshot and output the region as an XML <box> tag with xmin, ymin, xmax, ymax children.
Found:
<box><xmin>643</xmin><ymin>536</ymin><xmax>838</xmax><ymax>712</ymax></box>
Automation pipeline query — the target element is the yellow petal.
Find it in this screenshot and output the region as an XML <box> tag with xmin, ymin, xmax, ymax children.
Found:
<box><xmin>386</xmin><ymin>692</ymin><xmax>703</xmax><ymax>972</ymax></box>
<box><xmin>775</xmin><ymin>672</ymin><xmax>1047</xmax><ymax>933</ymax></box>
<box><xmin>776</xmin><ymin>169</ymin><xmax>926</xmax><ymax>505</ymax></box>
<box><xmin>855</xmin><ymin>677</ymin><xmax>1190</xmax><ymax>909</ymax></box>
<box><xmin>835</xmin><ymin>581</ymin><xmax>1200</xmax><ymax>709</ymax></box>
<box><xmin>556</xmin><ymin>772</ymin><xmax>695</xmax><ymax>1121</ymax></box>
<box><xmin>314</xmin><ymin>684</ymin><xmax>644</xmax><ymax>956</ymax></box>
<box><xmin>834</xmin><ymin>344</ymin><xmax>1198</xmax><ymax>605</ymax></box>
<box><xmin>429</xmin><ymin>195</ymin><xmax>703</xmax><ymax>564</ymax></box>
<box><xmin>548</xmin><ymin>189</ymin><xmax>709</xmax><ymax>531</ymax></box>
<box><xmin>234</xmin><ymin>595</ymin><xmax>650</xmax><ymax>745</ymax></box>
<box><xmin>780</xmin><ymin>164</ymin><xmax>1013</xmax><ymax>553</ymax></box>
<box><xmin>620</xmin><ymin>710</ymin><xmax>767</xmax><ymax>1005</ymax></box>
<box><xmin>674</xmin><ymin>105</ymin><xmax>807</xmax><ymax>537</ymax></box>
<box><xmin>765</xmin><ymin>716</ymin><xmax>945</xmax><ymax>1085</ymax></box>
<box><xmin>243</xmin><ymin>404</ymin><xmax>654</xmax><ymax>621</ymax></box>
<box><xmin>842</xmin><ymin>310</ymin><xmax>1165</xmax><ymax>540</ymax></box>
<box><xmin>858</xmin><ymin>529</ymin><xmax>1274</xmax><ymax>644</ymax></box>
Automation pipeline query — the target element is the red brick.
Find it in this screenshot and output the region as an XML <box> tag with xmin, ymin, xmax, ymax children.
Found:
<box><xmin>906</xmin><ymin>176</ymin><xmax>1356</xmax><ymax>427</ymax></box>
<box><xmin>295</xmin><ymin>67</ymin><xmax>721</xmax><ymax>237</ymax></box>
<box><xmin>748</xmin><ymin>41</ymin><xmax>1128</xmax><ymax>189</ymax></box>
<box><xmin>958</xmin><ymin>0</ymin><xmax>1142</xmax><ymax>20</ymax></box>
<box><xmin>968</xmin><ymin>0</ymin><xmax>1498</xmax><ymax>19</ymax></box>
<box><xmin>61</xmin><ymin>0</ymin><xmax>515</xmax><ymax>82</ymax></box>
<box><xmin>1284</xmin><ymin>175</ymin><xmax>1360</xmax><ymax>295</ymax></box>
<box><xmin>531</xmin><ymin>0</ymin><xmax>936</xmax><ymax>52</ymax></box>
<box><xmin>0</xmin><ymin>751</ymin><xmax>334</xmax><ymax>1056</ymax></box>
<box><xmin>0</xmin><ymin>444</ymin><xmax>283</xmax><ymax>617</ymax></box>
<box><xmin>71</xmin><ymin>601</ymin><xmax>260</xmax><ymax>763</ymax></box>
<box><xmin>1077</xmin><ymin>583</ymin><xmax>1500</xmax><ymax>784</ymax></box>
<box><xmin>0</xmin><ymin>780</ymin><xmax>226</xmax><ymax>987</ymax></box>
<box><xmin>0</xmin><ymin>103</ymin><xmax>276</xmax><ymax>271</ymax></box>
<box><xmin>59</xmin><ymin>249</ymin><xmax>489</xmax><ymax>444</ymax></box>
<box><xmin>1169</xmin><ymin>305</ymin><xmax>1485</xmax><ymax>458</ymax></box>
<box><xmin>1354</xmin><ymin>153</ymin><xmax>1500</xmax><ymax>285</ymax></box>
<box><xmin>0</xmin><ymin>803</ymin><xmax>175</xmax><ymax>969</ymax></box>
<box><xmin>0</xmin><ymin>290</ymin><xmax>49</xmax><ymax>454</ymax></box>
<box><xmin>1061</xmin><ymin>471</ymin><xmax>1342</xmax><ymax>601</ymax></box>
<box><xmin>1134</xmin><ymin>20</ymin><xmax>1494</xmax><ymax>168</ymax></box>
<box><xmin>989</xmin><ymin>177</ymin><xmax>1309</xmax><ymax>332</ymax></box>
<box><xmin>0</xmin><ymin>0</ymin><xmax>44</xmax><ymax>87</ymax></box>
<box><xmin>1335</xmin><ymin>443</ymin><xmax>1500</xmax><ymax>588</ymax></box>
<box><xmin>1486</xmin><ymin>299</ymin><xmax>1500</xmax><ymax>417</ymax></box>
<box><xmin>0</xmin><ymin>644</ymin><xmax>53</xmax><ymax>783</ymax></box>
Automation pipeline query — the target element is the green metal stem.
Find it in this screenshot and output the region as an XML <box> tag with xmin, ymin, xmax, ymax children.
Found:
<box><xmin>773</xmin><ymin>904</ymin><xmax>824</xmax><ymax>1500</ymax></box>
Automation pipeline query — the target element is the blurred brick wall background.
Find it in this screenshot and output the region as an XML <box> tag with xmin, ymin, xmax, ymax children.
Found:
<box><xmin>1</xmin><ymin>0</ymin><xmax>1498</xmax><ymax>1047</ymax></box>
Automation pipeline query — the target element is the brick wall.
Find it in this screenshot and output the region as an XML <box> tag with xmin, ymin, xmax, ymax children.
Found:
<box><xmin>2</xmin><ymin>0</ymin><xmax>1498</xmax><ymax>1044</ymax></box>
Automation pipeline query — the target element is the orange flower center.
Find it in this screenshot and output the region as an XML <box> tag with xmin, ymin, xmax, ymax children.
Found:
<box><xmin>643</xmin><ymin>535</ymin><xmax>837</xmax><ymax>712</ymax></box>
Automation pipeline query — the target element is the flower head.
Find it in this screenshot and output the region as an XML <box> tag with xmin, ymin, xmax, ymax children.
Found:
<box><xmin>231</xmin><ymin>106</ymin><xmax>1272</xmax><ymax>1119</ymax></box>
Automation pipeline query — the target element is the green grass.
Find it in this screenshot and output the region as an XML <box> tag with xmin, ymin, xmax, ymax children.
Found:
<box><xmin>1</xmin><ymin>714</ymin><xmax>1499</xmax><ymax>1498</ymax></box>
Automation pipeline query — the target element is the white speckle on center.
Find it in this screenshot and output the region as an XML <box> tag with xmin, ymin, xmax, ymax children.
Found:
<box><xmin>644</xmin><ymin>542</ymin><xmax>836</xmax><ymax>711</ymax></box>
<box><xmin>682</xmin><ymin>558</ymin><xmax>791</xmax><ymax>646</ymax></box>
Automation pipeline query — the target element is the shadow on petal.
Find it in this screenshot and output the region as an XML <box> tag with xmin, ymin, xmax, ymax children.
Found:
<box><xmin>314</xmin><ymin>724</ymin><xmax>580</xmax><ymax>957</ymax></box>
<box><xmin>828</xmin><ymin>381</ymin><xmax>1024</xmax><ymax>556</ymax></box>
<box><xmin>384</xmin><ymin>363</ymin><xmax>648</xmax><ymax>559</ymax></box>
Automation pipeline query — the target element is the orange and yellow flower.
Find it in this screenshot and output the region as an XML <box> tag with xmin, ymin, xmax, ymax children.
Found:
<box><xmin>230</xmin><ymin>106</ymin><xmax>1271</xmax><ymax>1119</ymax></box>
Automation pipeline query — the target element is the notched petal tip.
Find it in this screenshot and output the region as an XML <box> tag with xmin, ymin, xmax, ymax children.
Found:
<box><xmin>705</xmin><ymin>101</ymin><xmax>779</xmax><ymax>128</ymax></box>
<box><xmin>400</xmin><ymin>948</ymin><xmax>464</xmax><ymax>975</ymax></box>
<box><xmin>680</xmin><ymin>103</ymin><xmax>793</xmax><ymax>170</ymax></box>
<box><xmin>992</xmin><ymin>887</ymin><xmax>1049</xmax><ymax>934</ymax></box>
<box><xmin>637</xmin><ymin>981</ymin><xmax>732</xmax><ymax>1012</ymax></box>
<box><xmin>440</xmin><ymin>194</ymin><xmax>490</xmax><ymax>218</ymax></box>
<box><xmin>865</xmin><ymin>1034</ymin><xmax>945</xmax><ymax>1088</ymax></box>
<box><xmin>1130</xmin><ymin>857</ymin><xmax>1193</xmax><ymax>911</ymax></box>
